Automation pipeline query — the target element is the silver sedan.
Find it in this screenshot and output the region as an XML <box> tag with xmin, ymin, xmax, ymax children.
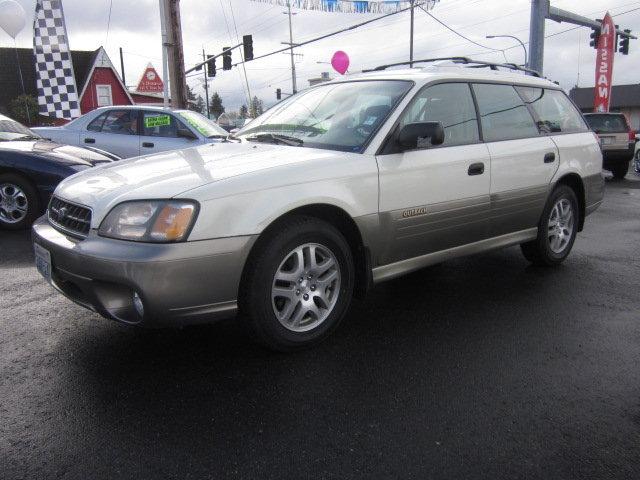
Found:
<box><xmin>33</xmin><ymin>106</ymin><xmax>228</xmax><ymax>158</ymax></box>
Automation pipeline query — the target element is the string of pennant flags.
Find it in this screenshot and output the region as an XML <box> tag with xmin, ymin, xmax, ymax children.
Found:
<box><xmin>249</xmin><ymin>0</ymin><xmax>438</xmax><ymax>14</ymax></box>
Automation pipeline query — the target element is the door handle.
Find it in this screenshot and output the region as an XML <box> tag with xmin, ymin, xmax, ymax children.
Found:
<box><xmin>84</xmin><ymin>138</ymin><xmax>95</xmax><ymax>144</ymax></box>
<box><xmin>142</xmin><ymin>142</ymin><xmax>154</xmax><ymax>148</ymax></box>
<box><xmin>544</xmin><ymin>152</ymin><xmax>556</xmax><ymax>163</ymax></box>
<box><xmin>468</xmin><ymin>162</ymin><xmax>485</xmax><ymax>176</ymax></box>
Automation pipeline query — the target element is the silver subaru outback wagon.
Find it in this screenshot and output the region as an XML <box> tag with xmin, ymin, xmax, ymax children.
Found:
<box><xmin>33</xmin><ymin>59</ymin><xmax>604</xmax><ymax>351</ymax></box>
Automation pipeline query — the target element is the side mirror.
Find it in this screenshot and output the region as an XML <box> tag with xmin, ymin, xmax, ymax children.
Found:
<box><xmin>397</xmin><ymin>122</ymin><xmax>445</xmax><ymax>151</ymax></box>
<box><xmin>177</xmin><ymin>127</ymin><xmax>198</xmax><ymax>140</ymax></box>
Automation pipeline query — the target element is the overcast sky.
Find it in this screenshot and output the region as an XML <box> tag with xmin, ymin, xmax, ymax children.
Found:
<box><xmin>2</xmin><ymin>0</ymin><xmax>640</xmax><ymax>112</ymax></box>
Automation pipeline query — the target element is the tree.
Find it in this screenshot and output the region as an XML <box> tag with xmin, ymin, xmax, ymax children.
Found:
<box><xmin>239</xmin><ymin>104</ymin><xmax>248</xmax><ymax>119</ymax></box>
<box><xmin>186</xmin><ymin>85</ymin><xmax>199</xmax><ymax>112</ymax></box>
<box><xmin>9</xmin><ymin>95</ymin><xmax>39</xmax><ymax>126</ymax></box>
<box><xmin>249</xmin><ymin>96</ymin><xmax>264</xmax><ymax>118</ymax></box>
<box><xmin>209</xmin><ymin>92</ymin><xmax>225</xmax><ymax>119</ymax></box>
<box><xmin>195</xmin><ymin>94</ymin><xmax>206</xmax><ymax>116</ymax></box>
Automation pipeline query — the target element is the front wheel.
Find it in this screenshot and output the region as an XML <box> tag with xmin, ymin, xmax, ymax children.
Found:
<box><xmin>0</xmin><ymin>173</ymin><xmax>40</xmax><ymax>230</ymax></box>
<box><xmin>240</xmin><ymin>216</ymin><xmax>355</xmax><ymax>351</ymax></box>
<box><xmin>521</xmin><ymin>185</ymin><xmax>579</xmax><ymax>266</ymax></box>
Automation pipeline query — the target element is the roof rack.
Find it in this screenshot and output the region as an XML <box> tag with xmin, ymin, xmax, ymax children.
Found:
<box><xmin>362</xmin><ymin>57</ymin><xmax>542</xmax><ymax>78</ymax></box>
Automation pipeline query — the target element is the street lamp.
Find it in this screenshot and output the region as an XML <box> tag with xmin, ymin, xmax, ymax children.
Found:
<box><xmin>486</xmin><ymin>35</ymin><xmax>528</xmax><ymax>68</ymax></box>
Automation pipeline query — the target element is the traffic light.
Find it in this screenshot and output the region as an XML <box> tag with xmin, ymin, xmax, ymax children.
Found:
<box><xmin>243</xmin><ymin>35</ymin><xmax>254</xmax><ymax>61</ymax></box>
<box><xmin>223</xmin><ymin>47</ymin><xmax>232</xmax><ymax>71</ymax></box>
<box><xmin>619</xmin><ymin>29</ymin><xmax>631</xmax><ymax>55</ymax></box>
<box><xmin>276</xmin><ymin>88</ymin><xmax>281</xmax><ymax>100</ymax></box>
<box><xmin>207</xmin><ymin>55</ymin><xmax>216</xmax><ymax>77</ymax></box>
<box><xmin>589</xmin><ymin>27</ymin><xmax>601</xmax><ymax>49</ymax></box>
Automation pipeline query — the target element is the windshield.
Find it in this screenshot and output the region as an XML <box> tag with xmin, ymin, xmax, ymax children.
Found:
<box><xmin>584</xmin><ymin>114</ymin><xmax>629</xmax><ymax>133</ymax></box>
<box><xmin>0</xmin><ymin>119</ymin><xmax>41</xmax><ymax>141</ymax></box>
<box><xmin>176</xmin><ymin>110</ymin><xmax>229</xmax><ymax>138</ymax></box>
<box><xmin>236</xmin><ymin>80</ymin><xmax>413</xmax><ymax>152</ymax></box>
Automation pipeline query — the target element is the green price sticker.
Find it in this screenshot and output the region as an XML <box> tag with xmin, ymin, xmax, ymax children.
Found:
<box><xmin>144</xmin><ymin>115</ymin><xmax>171</xmax><ymax>128</ymax></box>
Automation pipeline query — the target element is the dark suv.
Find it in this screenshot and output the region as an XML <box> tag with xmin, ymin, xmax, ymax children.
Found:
<box><xmin>584</xmin><ymin>112</ymin><xmax>636</xmax><ymax>179</ymax></box>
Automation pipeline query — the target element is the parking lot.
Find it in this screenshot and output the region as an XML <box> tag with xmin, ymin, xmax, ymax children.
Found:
<box><xmin>1</xmin><ymin>175</ymin><xmax>639</xmax><ymax>479</ymax></box>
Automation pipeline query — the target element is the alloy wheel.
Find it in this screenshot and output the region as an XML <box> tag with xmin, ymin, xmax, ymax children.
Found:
<box><xmin>271</xmin><ymin>242</ymin><xmax>341</xmax><ymax>332</ymax></box>
<box><xmin>0</xmin><ymin>183</ymin><xmax>29</xmax><ymax>224</ymax></box>
<box><xmin>548</xmin><ymin>198</ymin><xmax>574</xmax><ymax>254</ymax></box>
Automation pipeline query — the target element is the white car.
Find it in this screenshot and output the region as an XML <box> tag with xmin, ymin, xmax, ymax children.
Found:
<box><xmin>33</xmin><ymin>106</ymin><xmax>228</xmax><ymax>158</ymax></box>
<box><xmin>32</xmin><ymin>58</ymin><xmax>604</xmax><ymax>350</ymax></box>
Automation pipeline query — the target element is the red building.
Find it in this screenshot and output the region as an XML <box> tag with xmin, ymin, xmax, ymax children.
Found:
<box><xmin>0</xmin><ymin>46</ymin><xmax>166</xmax><ymax>125</ymax></box>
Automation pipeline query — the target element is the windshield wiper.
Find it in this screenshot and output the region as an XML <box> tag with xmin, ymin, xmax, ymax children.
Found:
<box><xmin>245</xmin><ymin>133</ymin><xmax>303</xmax><ymax>147</ymax></box>
<box><xmin>11</xmin><ymin>135</ymin><xmax>41</xmax><ymax>141</ymax></box>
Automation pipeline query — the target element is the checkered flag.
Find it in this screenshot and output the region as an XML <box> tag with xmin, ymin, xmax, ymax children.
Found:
<box><xmin>33</xmin><ymin>0</ymin><xmax>80</xmax><ymax>120</ymax></box>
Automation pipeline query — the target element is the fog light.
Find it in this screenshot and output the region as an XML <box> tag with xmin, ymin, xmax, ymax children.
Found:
<box><xmin>133</xmin><ymin>292</ymin><xmax>144</xmax><ymax>317</ymax></box>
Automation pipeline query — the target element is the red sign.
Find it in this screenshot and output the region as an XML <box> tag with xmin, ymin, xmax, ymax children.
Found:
<box><xmin>136</xmin><ymin>63</ymin><xmax>164</xmax><ymax>93</ymax></box>
<box><xmin>594</xmin><ymin>13</ymin><xmax>615</xmax><ymax>112</ymax></box>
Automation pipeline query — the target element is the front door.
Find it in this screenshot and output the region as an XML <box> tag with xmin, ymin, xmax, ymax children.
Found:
<box><xmin>139</xmin><ymin>111</ymin><xmax>199</xmax><ymax>155</ymax></box>
<box><xmin>472</xmin><ymin>83</ymin><xmax>559</xmax><ymax>237</ymax></box>
<box><xmin>377</xmin><ymin>82</ymin><xmax>491</xmax><ymax>266</ymax></box>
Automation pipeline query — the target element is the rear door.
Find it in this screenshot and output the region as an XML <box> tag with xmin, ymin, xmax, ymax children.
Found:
<box><xmin>472</xmin><ymin>83</ymin><xmax>558</xmax><ymax>237</ymax></box>
<box><xmin>139</xmin><ymin>111</ymin><xmax>199</xmax><ymax>155</ymax></box>
<box><xmin>83</xmin><ymin>109</ymin><xmax>140</xmax><ymax>158</ymax></box>
<box><xmin>377</xmin><ymin>82</ymin><xmax>491</xmax><ymax>265</ymax></box>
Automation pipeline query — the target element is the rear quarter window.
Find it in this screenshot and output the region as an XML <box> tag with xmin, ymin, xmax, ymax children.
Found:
<box><xmin>516</xmin><ymin>87</ymin><xmax>589</xmax><ymax>134</ymax></box>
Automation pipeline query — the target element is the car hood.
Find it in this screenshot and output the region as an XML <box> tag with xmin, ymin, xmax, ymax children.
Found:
<box><xmin>54</xmin><ymin>142</ymin><xmax>340</xmax><ymax>214</ymax></box>
<box><xmin>0</xmin><ymin>140</ymin><xmax>112</xmax><ymax>166</ymax></box>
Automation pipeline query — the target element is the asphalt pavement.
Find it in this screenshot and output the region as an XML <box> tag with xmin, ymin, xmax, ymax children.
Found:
<box><xmin>1</xmin><ymin>174</ymin><xmax>639</xmax><ymax>479</ymax></box>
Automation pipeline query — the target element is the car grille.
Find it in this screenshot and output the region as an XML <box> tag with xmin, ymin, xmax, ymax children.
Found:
<box><xmin>48</xmin><ymin>197</ymin><xmax>92</xmax><ymax>238</ymax></box>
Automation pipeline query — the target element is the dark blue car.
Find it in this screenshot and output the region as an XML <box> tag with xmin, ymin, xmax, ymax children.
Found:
<box><xmin>0</xmin><ymin>114</ymin><xmax>117</xmax><ymax>230</ymax></box>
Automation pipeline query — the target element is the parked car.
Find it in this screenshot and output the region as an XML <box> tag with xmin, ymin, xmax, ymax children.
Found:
<box><xmin>634</xmin><ymin>133</ymin><xmax>640</xmax><ymax>174</ymax></box>
<box><xmin>583</xmin><ymin>112</ymin><xmax>636</xmax><ymax>179</ymax></box>
<box><xmin>33</xmin><ymin>59</ymin><xmax>604</xmax><ymax>350</ymax></box>
<box><xmin>0</xmin><ymin>114</ymin><xmax>115</xmax><ymax>230</ymax></box>
<box><xmin>33</xmin><ymin>106</ymin><xmax>229</xmax><ymax>158</ymax></box>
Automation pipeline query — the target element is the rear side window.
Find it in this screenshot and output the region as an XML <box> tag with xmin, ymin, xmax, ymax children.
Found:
<box><xmin>399</xmin><ymin>82</ymin><xmax>479</xmax><ymax>147</ymax></box>
<box><xmin>583</xmin><ymin>114</ymin><xmax>629</xmax><ymax>133</ymax></box>
<box><xmin>516</xmin><ymin>87</ymin><xmax>588</xmax><ymax>134</ymax></box>
<box><xmin>101</xmin><ymin>110</ymin><xmax>138</xmax><ymax>135</ymax></box>
<box><xmin>473</xmin><ymin>83</ymin><xmax>539</xmax><ymax>142</ymax></box>
<box><xmin>87</xmin><ymin>112</ymin><xmax>108</xmax><ymax>132</ymax></box>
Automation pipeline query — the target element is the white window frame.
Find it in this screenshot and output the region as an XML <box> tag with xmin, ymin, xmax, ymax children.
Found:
<box><xmin>96</xmin><ymin>84</ymin><xmax>113</xmax><ymax>107</ymax></box>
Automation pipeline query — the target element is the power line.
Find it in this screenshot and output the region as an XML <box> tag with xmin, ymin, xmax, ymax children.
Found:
<box><xmin>104</xmin><ymin>0</ymin><xmax>114</xmax><ymax>45</ymax></box>
<box><xmin>229</xmin><ymin>0</ymin><xmax>252</xmax><ymax>104</ymax></box>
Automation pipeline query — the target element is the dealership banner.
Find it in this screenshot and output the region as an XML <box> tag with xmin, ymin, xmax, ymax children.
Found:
<box><xmin>593</xmin><ymin>12</ymin><xmax>615</xmax><ymax>113</ymax></box>
<box><xmin>250</xmin><ymin>0</ymin><xmax>438</xmax><ymax>14</ymax></box>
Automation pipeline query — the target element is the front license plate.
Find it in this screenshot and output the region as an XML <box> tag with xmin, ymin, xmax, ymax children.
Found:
<box><xmin>34</xmin><ymin>243</ymin><xmax>52</xmax><ymax>283</ymax></box>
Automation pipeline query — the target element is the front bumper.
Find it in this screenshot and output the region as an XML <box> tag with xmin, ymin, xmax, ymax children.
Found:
<box><xmin>32</xmin><ymin>217</ymin><xmax>256</xmax><ymax>327</ymax></box>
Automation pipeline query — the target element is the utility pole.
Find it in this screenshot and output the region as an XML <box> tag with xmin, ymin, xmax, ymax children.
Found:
<box><xmin>158</xmin><ymin>0</ymin><xmax>169</xmax><ymax>107</ymax></box>
<box><xmin>285</xmin><ymin>1</ymin><xmax>297</xmax><ymax>94</ymax></box>
<box><xmin>202</xmin><ymin>49</ymin><xmax>210</xmax><ymax>118</ymax></box>
<box><xmin>164</xmin><ymin>0</ymin><xmax>187</xmax><ymax>109</ymax></box>
<box><xmin>119</xmin><ymin>47</ymin><xmax>126</xmax><ymax>86</ymax></box>
<box><xmin>409</xmin><ymin>0</ymin><xmax>415</xmax><ymax>67</ymax></box>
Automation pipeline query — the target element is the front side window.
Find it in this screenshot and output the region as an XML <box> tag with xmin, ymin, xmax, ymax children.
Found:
<box><xmin>100</xmin><ymin>110</ymin><xmax>138</xmax><ymax>135</ymax></box>
<box><xmin>399</xmin><ymin>82</ymin><xmax>479</xmax><ymax>147</ymax></box>
<box><xmin>236</xmin><ymin>80</ymin><xmax>413</xmax><ymax>152</ymax></box>
<box><xmin>516</xmin><ymin>87</ymin><xmax>588</xmax><ymax>134</ymax></box>
<box><xmin>142</xmin><ymin>112</ymin><xmax>183</xmax><ymax>138</ymax></box>
<box><xmin>473</xmin><ymin>83</ymin><xmax>539</xmax><ymax>142</ymax></box>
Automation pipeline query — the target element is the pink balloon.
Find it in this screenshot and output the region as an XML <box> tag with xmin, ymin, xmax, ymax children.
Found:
<box><xmin>331</xmin><ymin>51</ymin><xmax>350</xmax><ymax>75</ymax></box>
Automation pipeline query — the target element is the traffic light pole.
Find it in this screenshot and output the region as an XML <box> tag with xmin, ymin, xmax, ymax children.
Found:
<box><xmin>528</xmin><ymin>0</ymin><xmax>636</xmax><ymax>75</ymax></box>
<box><xmin>202</xmin><ymin>49</ymin><xmax>210</xmax><ymax>118</ymax></box>
<box><xmin>286</xmin><ymin>1</ymin><xmax>298</xmax><ymax>94</ymax></box>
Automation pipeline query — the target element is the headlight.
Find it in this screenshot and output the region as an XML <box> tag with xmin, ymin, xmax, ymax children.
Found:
<box><xmin>98</xmin><ymin>200</ymin><xmax>198</xmax><ymax>242</ymax></box>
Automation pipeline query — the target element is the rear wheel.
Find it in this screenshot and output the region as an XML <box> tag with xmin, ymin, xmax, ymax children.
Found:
<box><xmin>0</xmin><ymin>173</ymin><xmax>40</xmax><ymax>230</ymax></box>
<box><xmin>240</xmin><ymin>216</ymin><xmax>355</xmax><ymax>351</ymax></box>
<box><xmin>521</xmin><ymin>185</ymin><xmax>579</xmax><ymax>266</ymax></box>
<box><xmin>611</xmin><ymin>161</ymin><xmax>629</xmax><ymax>180</ymax></box>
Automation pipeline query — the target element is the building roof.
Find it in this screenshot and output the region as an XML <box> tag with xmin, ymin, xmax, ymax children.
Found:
<box><xmin>0</xmin><ymin>47</ymin><xmax>97</xmax><ymax>116</ymax></box>
<box><xmin>569</xmin><ymin>84</ymin><xmax>640</xmax><ymax>109</ymax></box>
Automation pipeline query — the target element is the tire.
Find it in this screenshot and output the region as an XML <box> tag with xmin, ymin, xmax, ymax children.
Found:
<box><xmin>611</xmin><ymin>161</ymin><xmax>629</xmax><ymax>180</ymax></box>
<box><xmin>633</xmin><ymin>152</ymin><xmax>640</xmax><ymax>174</ymax></box>
<box><xmin>0</xmin><ymin>173</ymin><xmax>40</xmax><ymax>230</ymax></box>
<box><xmin>520</xmin><ymin>185</ymin><xmax>579</xmax><ymax>267</ymax></box>
<box><xmin>240</xmin><ymin>215</ymin><xmax>355</xmax><ymax>351</ymax></box>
